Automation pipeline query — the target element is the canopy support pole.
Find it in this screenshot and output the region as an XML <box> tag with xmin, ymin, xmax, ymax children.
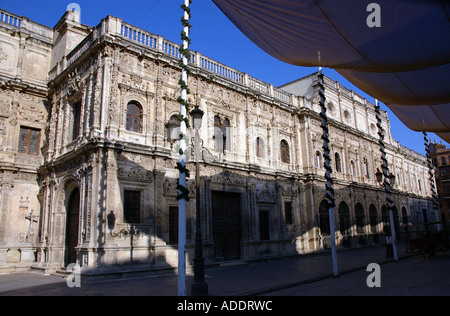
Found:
<box><xmin>177</xmin><ymin>0</ymin><xmax>192</xmax><ymax>296</ymax></box>
<box><xmin>318</xmin><ymin>67</ymin><xmax>339</xmax><ymax>277</ymax></box>
<box><xmin>375</xmin><ymin>100</ymin><xmax>398</xmax><ymax>261</ymax></box>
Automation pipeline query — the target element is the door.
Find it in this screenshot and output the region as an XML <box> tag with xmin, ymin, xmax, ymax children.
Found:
<box><xmin>65</xmin><ymin>188</ymin><xmax>80</xmax><ymax>267</ymax></box>
<box><xmin>212</xmin><ymin>191</ymin><xmax>241</xmax><ymax>261</ymax></box>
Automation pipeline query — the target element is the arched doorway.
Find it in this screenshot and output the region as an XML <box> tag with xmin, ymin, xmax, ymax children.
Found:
<box><xmin>319</xmin><ymin>199</ymin><xmax>330</xmax><ymax>236</ymax></box>
<box><xmin>402</xmin><ymin>206</ymin><xmax>409</xmax><ymax>232</ymax></box>
<box><xmin>381</xmin><ymin>205</ymin><xmax>389</xmax><ymax>233</ymax></box>
<box><xmin>355</xmin><ymin>203</ymin><xmax>366</xmax><ymax>246</ymax></box>
<box><xmin>65</xmin><ymin>187</ymin><xmax>80</xmax><ymax>267</ymax></box>
<box><xmin>355</xmin><ymin>203</ymin><xmax>365</xmax><ymax>234</ymax></box>
<box><xmin>393</xmin><ymin>206</ymin><xmax>400</xmax><ymax>236</ymax></box>
<box><xmin>369</xmin><ymin>204</ymin><xmax>380</xmax><ymax>243</ymax></box>
<box><xmin>338</xmin><ymin>201</ymin><xmax>351</xmax><ymax>247</ymax></box>
<box><xmin>319</xmin><ymin>199</ymin><xmax>331</xmax><ymax>250</ymax></box>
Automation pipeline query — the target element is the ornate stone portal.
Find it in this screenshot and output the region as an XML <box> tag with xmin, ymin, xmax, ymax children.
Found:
<box><xmin>0</xmin><ymin>8</ymin><xmax>437</xmax><ymax>275</ymax></box>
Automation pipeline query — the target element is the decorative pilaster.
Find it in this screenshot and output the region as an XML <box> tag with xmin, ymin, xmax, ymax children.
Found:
<box><xmin>0</xmin><ymin>182</ymin><xmax>14</xmax><ymax>246</ymax></box>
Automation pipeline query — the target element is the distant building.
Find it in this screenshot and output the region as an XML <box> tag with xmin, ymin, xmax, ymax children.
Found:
<box><xmin>429</xmin><ymin>141</ymin><xmax>450</xmax><ymax>222</ymax></box>
<box><xmin>0</xmin><ymin>7</ymin><xmax>438</xmax><ymax>275</ymax></box>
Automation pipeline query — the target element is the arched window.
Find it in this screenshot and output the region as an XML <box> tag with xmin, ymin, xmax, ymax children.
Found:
<box><xmin>280</xmin><ymin>140</ymin><xmax>290</xmax><ymax>164</ymax></box>
<box><xmin>222</xmin><ymin>118</ymin><xmax>230</xmax><ymax>151</ymax></box>
<box><xmin>214</xmin><ymin>116</ymin><xmax>230</xmax><ymax>153</ymax></box>
<box><xmin>335</xmin><ymin>152</ymin><xmax>342</xmax><ymax>173</ymax></box>
<box><xmin>316</xmin><ymin>151</ymin><xmax>322</xmax><ymax>169</ymax></box>
<box><xmin>350</xmin><ymin>160</ymin><xmax>356</xmax><ymax>176</ymax></box>
<box><xmin>363</xmin><ymin>158</ymin><xmax>370</xmax><ymax>178</ymax></box>
<box><xmin>126</xmin><ymin>101</ymin><xmax>142</xmax><ymax>133</ymax></box>
<box><xmin>319</xmin><ymin>200</ymin><xmax>330</xmax><ymax>236</ymax></box>
<box><xmin>256</xmin><ymin>137</ymin><xmax>264</xmax><ymax>158</ymax></box>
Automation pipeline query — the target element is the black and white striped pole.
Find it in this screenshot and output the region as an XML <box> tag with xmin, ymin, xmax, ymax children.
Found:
<box><xmin>177</xmin><ymin>0</ymin><xmax>192</xmax><ymax>296</ymax></box>
<box><xmin>375</xmin><ymin>100</ymin><xmax>398</xmax><ymax>261</ymax></box>
<box><xmin>318</xmin><ymin>63</ymin><xmax>339</xmax><ymax>277</ymax></box>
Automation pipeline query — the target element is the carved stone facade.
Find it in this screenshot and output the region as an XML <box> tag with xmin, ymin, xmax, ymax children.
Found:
<box><xmin>0</xmin><ymin>8</ymin><xmax>438</xmax><ymax>274</ymax></box>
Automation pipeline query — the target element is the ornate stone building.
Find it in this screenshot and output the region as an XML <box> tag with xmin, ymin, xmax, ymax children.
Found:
<box><xmin>430</xmin><ymin>141</ymin><xmax>450</xmax><ymax>222</ymax></box>
<box><xmin>0</xmin><ymin>7</ymin><xmax>438</xmax><ymax>275</ymax></box>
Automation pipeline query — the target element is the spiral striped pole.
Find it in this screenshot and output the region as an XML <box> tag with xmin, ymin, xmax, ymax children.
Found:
<box><xmin>375</xmin><ymin>100</ymin><xmax>398</xmax><ymax>261</ymax></box>
<box><xmin>177</xmin><ymin>0</ymin><xmax>192</xmax><ymax>296</ymax></box>
<box><xmin>423</xmin><ymin>132</ymin><xmax>440</xmax><ymax>227</ymax></box>
<box><xmin>318</xmin><ymin>66</ymin><xmax>339</xmax><ymax>277</ymax></box>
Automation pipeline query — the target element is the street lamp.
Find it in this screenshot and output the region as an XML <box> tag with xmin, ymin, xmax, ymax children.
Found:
<box><xmin>166</xmin><ymin>116</ymin><xmax>180</xmax><ymax>148</ymax></box>
<box><xmin>389</xmin><ymin>173</ymin><xmax>396</xmax><ymax>186</ymax></box>
<box><xmin>190</xmin><ymin>105</ymin><xmax>208</xmax><ymax>296</ymax></box>
<box><xmin>376</xmin><ymin>168</ymin><xmax>383</xmax><ymax>183</ymax></box>
<box><xmin>376</xmin><ymin>168</ymin><xmax>396</xmax><ymax>187</ymax></box>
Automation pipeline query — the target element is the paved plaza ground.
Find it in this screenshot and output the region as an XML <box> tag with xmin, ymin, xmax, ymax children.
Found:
<box><xmin>0</xmin><ymin>245</ymin><xmax>448</xmax><ymax>296</ymax></box>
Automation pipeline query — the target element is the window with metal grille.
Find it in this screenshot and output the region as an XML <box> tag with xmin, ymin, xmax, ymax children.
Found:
<box><xmin>18</xmin><ymin>127</ymin><xmax>40</xmax><ymax>155</ymax></box>
<box><xmin>214</xmin><ymin>116</ymin><xmax>230</xmax><ymax>152</ymax></box>
<box><xmin>335</xmin><ymin>152</ymin><xmax>342</xmax><ymax>172</ymax></box>
<box><xmin>284</xmin><ymin>202</ymin><xmax>293</xmax><ymax>225</ymax></box>
<box><xmin>280</xmin><ymin>140</ymin><xmax>290</xmax><ymax>164</ymax></box>
<box><xmin>259</xmin><ymin>210</ymin><xmax>270</xmax><ymax>241</ymax></box>
<box><xmin>169</xmin><ymin>206</ymin><xmax>178</xmax><ymax>245</ymax></box>
<box><xmin>123</xmin><ymin>190</ymin><xmax>141</xmax><ymax>223</ymax></box>
<box><xmin>256</xmin><ymin>137</ymin><xmax>263</xmax><ymax>158</ymax></box>
<box><xmin>70</xmin><ymin>102</ymin><xmax>82</xmax><ymax>141</ymax></box>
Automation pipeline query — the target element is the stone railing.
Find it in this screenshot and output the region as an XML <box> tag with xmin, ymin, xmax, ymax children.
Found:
<box><xmin>59</xmin><ymin>15</ymin><xmax>297</xmax><ymax>105</ymax></box>
<box><xmin>0</xmin><ymin>9</ymin><xmax>53</xmax><ymax>41</ymax></box>
<box><xmin>0</xmin><ymin>9</ymin><xmax>22</xmax><ymax>28</ymax></box>
<box><xmin>66</xmin><ymin>16</ymin><xmax>296</xmax><ymax>106</ymax></box>
<box><xmin>120</xmin><ymin>23</ymin><xmax>158</xmax><ymax>50</ymax></box>
<box><xmin>197</xmin><ymin>54</ymin><xmax>243</xmax><ymax>83</ymax></box>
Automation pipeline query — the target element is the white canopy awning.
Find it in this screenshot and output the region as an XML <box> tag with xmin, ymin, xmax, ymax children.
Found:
<box><xmin>213</xmin><ymin>0</ymin><xmax>450</xmax><ymax>142</ymax></box>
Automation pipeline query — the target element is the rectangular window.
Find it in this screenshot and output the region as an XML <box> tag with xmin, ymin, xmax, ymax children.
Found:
<box><xmin>259</xmin><ymin>211</ymin><xmax>270</xmax><ymax>241</ymax></box>
<box><xmin>124</xmin><ymin>190</ymin><xmax>141</xmax><ymax>223</ymax></box>
<box><xmin>72</xmin><ymin>102</ymin><xmax>81</xmax><ymax>141</ymax></box>
<box><xmin>169</xmin><ymin>206</ymin><xmax>179</xmax><ymax>245</ymax></box>
<box><xmin>18</xmin><ymin>127</ymin><xmax>40</xmax><ymax>155</ymax></box>
<box><xmin>284</xmin><ymin>202</ymin><xmax>293</xmax><ymax>225</ymax></box>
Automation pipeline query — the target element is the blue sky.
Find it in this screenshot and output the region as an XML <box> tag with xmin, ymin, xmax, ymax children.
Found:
<box><xmin>2</xmin><ymin>0</ymin><xmax>447</xmax><ymax>155</ymax></box>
